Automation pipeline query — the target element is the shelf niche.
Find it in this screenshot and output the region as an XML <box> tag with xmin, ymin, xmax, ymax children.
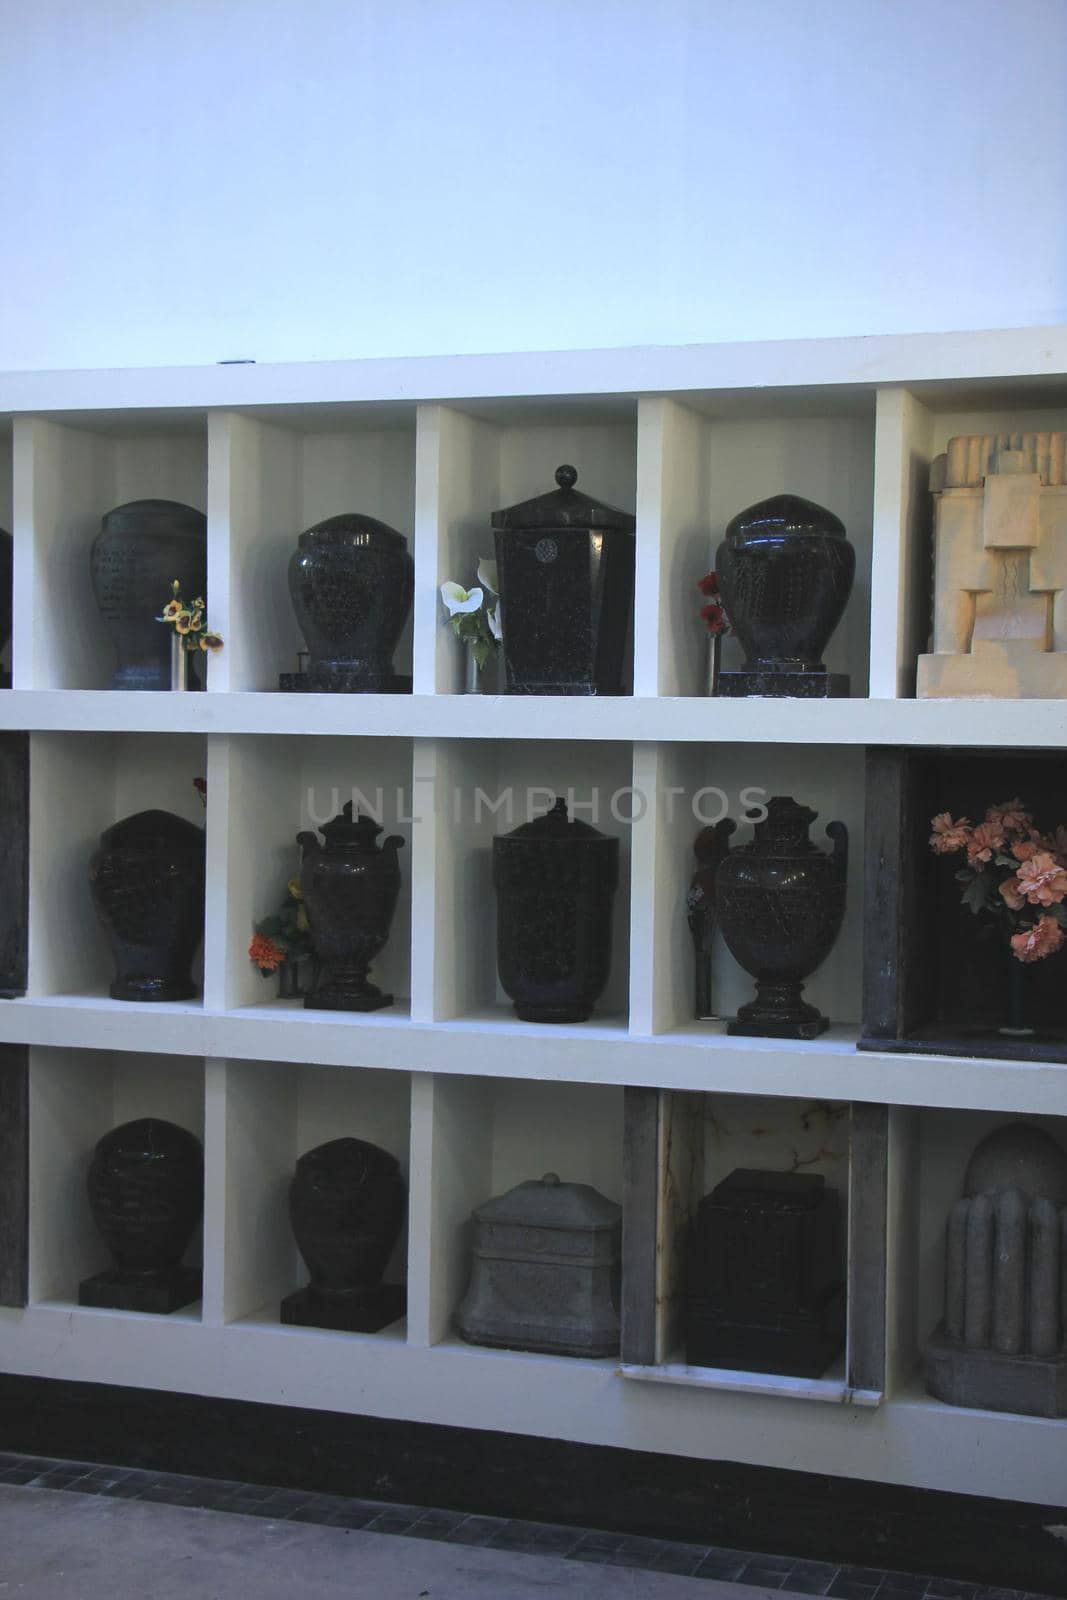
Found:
<box><xmin>621</xmin><ymin>1088</ymin><xmax>886</xmax><ymax>1401</ymax></box>
<box><xmin>863</xmin><ymin>746</ymin><xmax>1067</xmax><ymax>1062</ymax></box>
<box><xmin>27</xmin><ymin>1046</ymin><xmax>205</xmax><ymax>1316</ymax></box>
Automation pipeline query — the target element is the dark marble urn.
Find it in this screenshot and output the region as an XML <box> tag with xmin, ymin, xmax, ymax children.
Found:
<box><xmin>89</xmin><ymin>499</ymin><xmax>207</xmax><ymax>691</ymax></box>
<box><xmin>924</xmin><ymin>1124</ymin><xmax>1067</xmax><ymax>1416</ymax></box>
<box><xmin>0</xmin><ymin>526</ymin><xmax>11</xmax><ymax>688</ymax></box>
<box><xmin>79</xmin><ymin>1118</ymin><xmax>203</xmax><ymax>1313</ymax></box>
<box><xmin>282</xmin><ymin>513</ymin><xmax>414</xmax><ymax>693</ymax></box>
<box><xmin>715</xmin><ymin>796</ymin><xmax>847</xmax><ymax>1039</ymax></box>
<box><xmin>282</xmin><ymin>1136</ymin><xmax>406</xmax><ymax>1333</ymax></box>
<box><xmin>716</xmin><ymin>493</ymin><xmax>855</xmax><ymax>698</ymax></box>
<box><xmin>456</xmin><ymin>1172</ymin><xmax>621</xmax><ymax>1357</ymax></box>
<box><xmin>89</xmin><ymin>810</ymin><xmax>206</xmax><ymax>1001</ymax></box>
<box><xmin>493</xmin><ymin>798</ymin><xmax>619</xmax><ymax>1023</ymax></box>
<box><xmin>492</xmin><ymin>465</ymin><xmax>635</xmax><ymax>695</ymax></box>
<box><xmin>298</xmin><ymin>803</ymin><xmax>403</xmax><ymax>1011</ymax></box>
<box><xmin>685</xmin><ymin>1168</ymin><xmax>844</xmax><ymax>1377</ymax></box>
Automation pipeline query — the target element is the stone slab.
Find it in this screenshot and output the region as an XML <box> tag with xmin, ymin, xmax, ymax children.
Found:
<box><xmin>917</xmin><ymin>650</ymin><xmax>1067</xmax><ymax>697</ymax></box>
<box><xmin>78</xmin><ymin>1266</ymin><xmax>201</xmax><ymax>1315</ymax></box>
<box><xmin>280</xmin><ymin>1283</ymin><xmax>405</xmax><ymax>1334</ymax></box>
<box><xmin>717</xmin><ymin>670</ymin><xmax>849</xmax><ymax>699</ymax></box>
<box><xmin>924</xmin><ymin>1327</ymin><xmax>1067</xmax><ymax>1417</ymax></box>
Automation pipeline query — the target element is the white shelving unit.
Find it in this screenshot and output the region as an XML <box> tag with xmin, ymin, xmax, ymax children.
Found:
<box><xmin>1</xmin><ymin>326</ymin><xmax>1067</xmax><ymax>1509</ymax></box>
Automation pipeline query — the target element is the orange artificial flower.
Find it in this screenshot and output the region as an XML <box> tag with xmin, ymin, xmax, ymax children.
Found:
<box><xmin>1014</xmin><ymin>852</ymin><xmax>1067</xmax><ymax>907</ymax></box>
<box><xmin>985</xmin><ymin>799</ymin><xmax>1031</xmax><ymax>835</ymax></box>
<box><xmin>929</xmin><ymin>812</ymin><xmax>972</xmax><ymax>854</ymax></box>
<box><xmin>1010</xmin><ymin>916</ymin><xmax>1065</xmax><ymax>963</ymax></box>
<box><xmin>1011</xmin><ymin>839</ymin><xmax>1041</xmax><ymax>862</ymax></box>
<box><xmin>248</xmin><ymin>933</ymin><xmax>286</xmax><ymax>973</ymax></box>
<box><xmin>1000</xmin><ymin>876</ymin><xmax>1025</xmax><ymax>911</ymax></box>
<box><xmin>966</xmin><ymin>820</ymin><xmax>1004</xmax><ymax>865</ymax></box>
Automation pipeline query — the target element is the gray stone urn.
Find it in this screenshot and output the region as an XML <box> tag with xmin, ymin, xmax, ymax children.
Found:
<box><xmin>924</xmin><ymin>1123</ymin><xmax>1067</xmax><ymax>1416</ymax></box>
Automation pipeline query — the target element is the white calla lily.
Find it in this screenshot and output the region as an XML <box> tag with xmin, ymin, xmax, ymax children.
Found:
<box><xmin>476</xmin><ymin>557</ymin><xmax>499</xmax><ymax>595</ymax></box>
<box><xmin>487</xmin><ymin>602</ymin><xmax>503</xmax><ymax>642</ymax></box>
<box><xmin>440</xmin><ymin>581</ymin><xmax>484</xmax><ymax>617</ymax></box>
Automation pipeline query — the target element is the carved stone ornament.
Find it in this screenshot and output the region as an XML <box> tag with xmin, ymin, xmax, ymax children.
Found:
<box><xmin>924</xmin><ymin>1122</ymin><xmax>1067</xmax><ymax>1416</ymax></box>
<box><xmin>917</xmin><ymin>433</ymin><xmax>1067</xmax><ymax>697</ymax></box>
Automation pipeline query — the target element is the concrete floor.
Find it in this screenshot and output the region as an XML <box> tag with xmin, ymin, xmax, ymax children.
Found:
<box><xmin>0</xmin><ymin>1485</ymin><xmax>799</xmax><ymax>1599</ymax></box>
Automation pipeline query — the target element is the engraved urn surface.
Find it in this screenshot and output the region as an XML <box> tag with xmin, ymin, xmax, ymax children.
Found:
<box><xmin>80</xmin><ymin>1117</ymin><xmax>203</xmax><ymax>1314</ymax></box>
<box><xmin>685</xmin><ymin>1168</ymin><xmax>844</xmax><ymax>1377</ymax></box>
<box><xmin>285</xmin><ymin>513</ymin><xmax>413</xmax><ymax>693</ymax></box>
<box><xmin>716</xmin><ymin>494</ymin><xmax>854</xmax><ymax>698</ymax></box>
<box><xmin>90</xmin><ymin>499</ymin><xmax>207</xmax><ymax>691</ymax></box>
<box><xmin>925</xmin><ymin>1123</ymin><xmax>1067</xmax><ymax>1416</ymax></box>
<box><xmin>88</xmin><ymin>809</ymin><xmax>205</xmax><ymax>1001</ymax></box>
<box><xmin>715</xmin><ymin>796</ymin><xmax>847</xmax><ymax>1039</ymax></box>
<box><xmin>493</xmin><ymin>797</ymin><xmax>619</xmax><ymax>1023</ymax></box>
<box><xmin>282</xmin><ymin>1136</ymin><xmax>407</xmax><ymax>1333</ymax></box>
<box><xmin>298</xmin><ymin>803</ymin><xmax>403</xmax><ymax>1011</ymax></box>
<box><xmin>492</xmin><ymin>465</ymin><xmax>635</xmax><ymax>696</ymax></box>
<box><xmin>455</xmin><ymin>1172</ymin><xmax>621</xmax><ymax>1358</ymax></box>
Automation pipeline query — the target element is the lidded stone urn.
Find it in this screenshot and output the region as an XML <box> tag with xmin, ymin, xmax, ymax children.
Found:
<box><xmin>297</xmin><ymin>803</ymin><xmax>403</xmax><ymax>1011</ymax></box>
<box><xmin>685</xmin><ymin>1168</ymin><xmax>844</xmax><ymax>1377</ymax></box>
<box><xmin>924</xmin><ymin>1123</ymin><xmax>1067</xmax><ymax>1416</ymax></box>
<box><xmin>0</xmin><ymin>526</ymin><xmax>11</xmax><ymax>687</ymax></box>
<box><xmin>283</xmin><ymin>513</ymin><xmax>414</xmax><ymax>693</ymax></box>
<box><xmin>281</xmin><ymin>1136</ymin><xmax>407</xmax><ymax>1333</ymax></box>
<box><xmin>90</xmin><ymin>500</ymin><xmax>207</xmax><ymax>690</ymax></box>
<box><xmin>492</xmin><ymin>465</ymin><xmax>635</xmax><ymax>695</ymax></box>
<box><xmin>493</xmin><ymin>798</ymin><xmax>619</xmax><ymax>1023</ymax></box>
<box><xmin>455</xmin><ymin>1172</ymin><xmax>621</xmax><ymax>1357</ymax></box>
<box><xmin>715</xmin><ymin>796</ymin><xmax>847</xmax><ymax>1038</ymax></box>
<box><xmin>79</xmin><ymin>1118</ymin><xmax>203</xmax><ymax>1313</ymax></box>
<box><xmin>88</xmin><ymin>809</ymin><xmax>206</xmax><ymax>1001</ymax></box>
<box><xmin>716</xmin><ymin>494</ymin><xmax>854</xmax><ymax>697</ymax></box>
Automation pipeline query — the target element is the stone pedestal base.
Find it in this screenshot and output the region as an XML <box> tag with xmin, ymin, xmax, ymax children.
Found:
<box><xmin>279</xmin><ymin>669</ymin><xmax>412</xmax><ymax>694</ymax></box>
<box><xmin>304</xmin><ymin>978</ymin><xmax>393</xmax><ymax>1012</ymax></box>
<box><xmin>79</xmin><ymin>1264</ymin><xmax>201</xmax><ymax>1314</ymax></box>
<box><xmin>717</xmin><ymin>670</ymin><xmax>849</xmax><ymax>699</ymax></box>
<box><xmin>280</xmin><ymin>1282</ymin><xmax>405</xmax><ymax>1333</ymax></box>
<box><xmin>917</xmin><ymin>651</ymin><xmax>1067</xmax><ymax>698</ymax></box>
<box><xmin>924</xmin><ymin>1327</ymin><xmax>1067</xmax><ymax>1417</ymax></box>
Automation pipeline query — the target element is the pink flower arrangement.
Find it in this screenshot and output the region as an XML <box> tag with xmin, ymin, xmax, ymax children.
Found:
<box><xmin>929</xmin><ymin>799</ymin><xmax>1067</xmax><ymax>964</ymax></box>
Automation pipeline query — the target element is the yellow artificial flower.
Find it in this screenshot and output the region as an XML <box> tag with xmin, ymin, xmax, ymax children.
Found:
<box><xmin>199</xmin><ymin>631</ymin><xmax>224</xmax><ymax>652</ymax></box>
<box><xmin>189</xmin><ymin>611</ymin><xmax>204</xmax><ymax>631</ymax></box>
<box><xmin>174</xmin><ymin>610</ymin><xmax>194</xmax><ymax>635</ymax></box>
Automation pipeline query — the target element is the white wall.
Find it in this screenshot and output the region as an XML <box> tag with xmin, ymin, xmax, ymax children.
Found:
<box><xmin>0</xmin><ymin>0</ymin><xmax>1064</xmax><ymax>371</ymax></box>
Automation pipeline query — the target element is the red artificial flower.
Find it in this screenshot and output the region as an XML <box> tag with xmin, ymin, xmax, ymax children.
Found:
<box><xmin>697</xmin><ymin>571</ymin><xmax>719</xmax><ymax>598</ymax></box>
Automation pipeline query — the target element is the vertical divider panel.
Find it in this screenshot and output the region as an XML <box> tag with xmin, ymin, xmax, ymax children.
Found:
<box><xmin>406</xmin><ymin>1072</ymin><xmax>492</xmax><ymax>1347</ymax></box>
<box><xmin>621</xmin><ymin>1085</ymin><xmax>658</xmax><ymax>1364</ymax></box>
<box><xmin>414</xmin><ymin>404</ymin><xmax>501</xmax><ymax>695</ymax></box>
<box><xmin>870</xmin><ymin>388</ymin><xmax>934</xmax><ymax>698</ymax></box>
<box><xmin>408</xmin><ymin>737</ymin><xmax>439</xmax><ymax>1023</ymax></box>
<box><xmin>885</xmin><ymin>1104</ymin><xmax>921</xmax><ymax>1395</ymax></box>
<box><xmin>199</xmin><ymin>1056</ymin><xmax>227</xmax><ymax>1326</ymax></box>
<box><xmin>634</xmin><ymin>397</ymin><xmax>710</xmax><ymax>698</ymax></box>
<box><xmin>201</xmin><ymin>734</ymin><xmax>231</xmax><ymax>1012</ymax></box>
<box><xmin>629</xmin><ymin>742</ymin><xmax>694</xmax><ymax>1036</ymax></box>
<box><xmin>208</xmin><ymin>411</ymin><xmax>302</xmax><ymax>693</ymax></box>
<box><xmin>846</xmin><ymin>1101</ymin><xmax>888</xmax><ymax>1395</ymax></box>
<box><xmin>656</xmin><ymin>1090</ymin><xmax>705</xmax><ymax>1363</ymax></box>
<box><xmin>0</xmin><ymin>1044</ymin><xmax>28</xmax><ymax>1306</ymax></box>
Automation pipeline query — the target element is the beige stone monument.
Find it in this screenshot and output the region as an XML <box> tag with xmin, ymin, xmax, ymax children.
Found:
<box><xmin>917</xmin><ymin>431</ymin><xmax>1067</xmax><ymax>697</ymax></box>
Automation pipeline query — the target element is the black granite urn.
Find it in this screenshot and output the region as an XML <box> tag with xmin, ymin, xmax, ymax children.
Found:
<box><xmin>80</xmin><ymin>1118</ymin><xmax>203</xmax><ymax>1313</ymax></box>
<box><xmin>0</xmin><ymin>526</ymin><xmax>11</xmax><ymax>688</ymax></box>
<box><xmin>282</xmin><ymin>1136</ymin><xmax>407</xmax><ymax>1333</ymax></box>
<box><xmin>493</xmin><ymin>798</ymin><xmax>619</xmax><ymax>1023</ymax></box>
<box><xmin>715</xmin><ymin>797</ymin><xmax>847</xmax><ymax>1039</ymax></box>
<box><xmin>492</xmin><ymin>465</ymin><xmax>635</xmax><ymax>695</ymax></box>
<box><xmin>89</xmin><ymin>810</ymin><xmax>206</xmax><ymax>1001</ymax></box>
<box><xmin>297</xmin><ymin>803</ymin><xmax>403</xmax><ymax>1011</ymax></box>
<box><xmin>456</xmin><ymin>1172</ymin><xmax>621</xmax><ymax>1357</ymax></box>
<box><xmin>282</xmin><ymin>513</ymin><xmax>414</xmax><ymax>693</ymax></box>
<box><xmin>89</xmin><ymin>500</ymin><xmax>207</xmax><ymax>691</ymax></box>
<box><xmin>685</xmin><ymin>1168</ymin><xmax>844</xmax><ymax>1377</ymax></box>
<box><xmin>716</xmin><ymin>493</ymin><xmax>855</xmax><ymax>698</ymax></box>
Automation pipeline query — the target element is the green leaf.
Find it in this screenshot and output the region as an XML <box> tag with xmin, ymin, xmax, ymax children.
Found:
<box><xmin>960</xmin><ymin>874</ymin><xmax>995</xmax><ymax>915</ymax></box>
<box><xmin>472</xmin><ymin>637</ymin><xmax>490</xmax><ymax>670</ymax></box>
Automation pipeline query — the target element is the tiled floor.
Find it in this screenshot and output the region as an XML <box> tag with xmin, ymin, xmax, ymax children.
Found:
<box><xmin>0</xmin><ymin>1451</ymin><xmax>1055</xmax><ymax>1600</ymax></box>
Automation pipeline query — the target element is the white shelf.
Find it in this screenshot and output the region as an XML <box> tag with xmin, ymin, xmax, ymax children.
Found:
<box><xmin>618</xmin><ymin>1357</ymin><xmax>882</xmax><ymax>1409</ymax></box>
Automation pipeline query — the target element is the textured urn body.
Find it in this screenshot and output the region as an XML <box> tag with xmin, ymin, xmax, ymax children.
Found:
<box><xmin>298</xmin><ymin>805</ymin><xmax>403</xmax><ymax>1010</ymax></box>
<box><xmin>87</xmin><ymin>1118</ymin><xmax>203</xmax><ymax>1275</ymax></box>
<box><xmin>289</xmin><ymin>1137</ymin><xmax>406</xmax><ymax>1299</ymax></box>
<box><xmin>492</xmin><ymin>465</ymin><xmax>635</xmax><ymax>696</ymax></box>
<box><xmin>715</xmin><ymin>797</ymin><xmax>847</xmax><ymax>1039</ymax></box>
<box><xmin>493</xmin><ymin>798</ymin><xmax>619</xmax><ymax>1024</ymax></box>
<box><xmin>89</xmin><ymin>810</ymin><xmax>205</xmax><ymax>1001</ymax></box>
<box><xmin>89</xmin><ymin>500</ymin><xmax>207</xmax><ymax>691</ymax></box>
<box><xmin>287</xmin><ymin>515</ymin><xmax>413</xmax><ymax>691</ymax></box>
<box><xmin>0</xmin><ymin>526</ymin><xmax>11</xmax><ymax>681</ymax></box>
<box><xmin>716</xmin><ymin>494</ymin><xmax>854</xmax><ymax>673</ymax></box>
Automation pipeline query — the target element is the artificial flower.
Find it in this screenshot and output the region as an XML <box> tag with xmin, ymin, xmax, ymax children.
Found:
<box><xmin>966</xmin><ymin>820</ymin><xmax>1004</xmax><ymax>865</ymax></box>
<box><xmin>1011</xmin><ymin>916</ymin><xmax>1065</xmax><ymax>963</ymax></box>
<box><xmin>440</xmin><ymin>582</ymin><xmax>484</xmax><ymax>617</ymax></box>
<box><xmin>248</xmin><ymin>933</ymin><xmax>286</xmax><ymax>974</ymax></box>
<box><xmin>999</xmin><ymin>876</ymin><xmax>1025</xmax><ymax>910</ymax></box>
<box><xmin>174</xmin><ymin>610</ymin><xmax>194</xmax><ymax>634</ymax></box>
<box><xmin>697</xmin><ymin>571</ymin><xmax>719</xmax><ymax>598</ymax></box>
<box><xmin>986</xmin><ymin>799</ymin><xmax>1031</xmax><ymax>835</ymax></box>
<box><xmin>1011</xmin><ymin>838</ymin><xmax>1041</xmax><ymax>862</ymax></box>
<box><xmin>929</xmin><ymin>812</ymin><xmax>972</xmax><ymax>854</ymax></box>
<box><xmin>1014</xmin><ymin>852</ymin><xmax>1067</xmax><ymax>907</ymax></box>
<box><xmin>476</xmin><ymin>558</ymin><xmax>499</xmax><ymax>595</ymax></box>
<box><xmin>487</xmin><ymin>602</ymin><xmax>502</xmax><ymax>642</ymax></box>
<box><xmin>199</xmin><ymin>631</ymin><xmax>224</xmax><ymax>652</ymax></box>
<box><xmin>700</xmin><ymin>602</ymin><xmax>727</xmax><ymax>635</ymax></box>
<box><xmin>188</xmin><ymin>611</ymin><xmax>204</xmax><ymax>632</ymax></box>
<box><xmin>161</xmin><ymin>598</ymin><xmax>184</xmax><ymax>621</ymax></box>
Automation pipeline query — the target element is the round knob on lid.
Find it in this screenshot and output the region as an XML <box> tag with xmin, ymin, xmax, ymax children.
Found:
<box><xmin>541</xmin><ymin>1172</ymin><xmax>561</xmax><ymax>1187</ymax></box>
<box><xmin>554</xmin><ymin>465</ymin><xmax>578</xmax><ymax>489</ymax></box>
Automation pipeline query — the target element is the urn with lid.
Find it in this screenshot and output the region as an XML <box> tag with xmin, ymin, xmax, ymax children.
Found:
<box><xmin>493</xmin><ymin>797</ymin><xmax>619</xmax><ymax>1023</ymax></box>
<box><xmin>492</xmin><ymin>465</ymin><xmax>635</xmax><ymax>695</ymax></box>
<box><xmin>90</xmin><ymin>499</ymin><xmax>208</xmax><ymax>691</ymax></box>
<box><xmin>284</xmin><ymin>513</ymin><xmax>413</xmax><ymax>693</ymax></box>
<box><xmin>297</xmin><ymin>803</ymin><xmax>403</xmax><ymax>1011</ymax></box>
<box><xmin>455</xmin><ymin>1172</ymin><xmax>621</xmax><ymax>1358</ymax></box>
